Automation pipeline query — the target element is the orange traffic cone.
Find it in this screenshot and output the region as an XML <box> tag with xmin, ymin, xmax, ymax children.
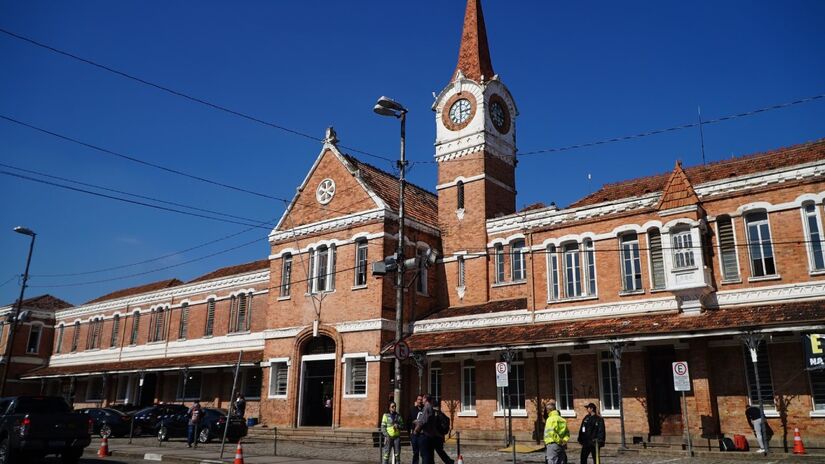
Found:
<box><xmin>793</xmin><ymin>427</ymin><xmax>807</xmax><ymax>455</ymax></box>
<box><xmin>456</xmin><ymin>454</ymin><xmax>464</xmax><ymax>464</ymax></box>
<box><xmin>233</xmin><ymin>440</ymin><xmax>245</xmax><ymax>464</ymax></box>
<box><xmin>97</xmin><ymin>436</ymin><xmax>110</xmax><ymax>458</ymax></box>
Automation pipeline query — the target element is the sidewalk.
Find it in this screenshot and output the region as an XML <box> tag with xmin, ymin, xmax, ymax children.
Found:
<box><xmin>86</xmin><ymin>436</ymin><xmax>825</xmax><ymax>464</ymax></box>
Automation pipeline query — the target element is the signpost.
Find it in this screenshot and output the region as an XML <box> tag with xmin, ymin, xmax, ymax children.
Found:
<box><xmin>495</xmin><ymin>362</ymin><xmax>509</xmax><ymax>387</ymax></box>
<box><xmin>672</xmin><ymin>361</ymin><xmax>693</xmax><ymax>456</ymax></box>
<box><xmin>394</xmin><ymin>341</ymin><xmax>410</xmax><ymax>361</ymax></box>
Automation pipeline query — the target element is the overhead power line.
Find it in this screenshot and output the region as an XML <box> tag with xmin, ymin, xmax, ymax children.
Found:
<box><xmin>0</xmin><ymin>27</ymin><xmax>394</xmax><ymax>165</ymax></box>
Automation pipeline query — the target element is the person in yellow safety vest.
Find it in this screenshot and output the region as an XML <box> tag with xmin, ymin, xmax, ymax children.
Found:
<box><xmin>544</xmin><ymin>399</ymin><xmax>570</xmax><ymax>464</ymax></box>
<box><xmin>382</xmin><ymin>401</ymin><xmax>404</xmax><ymax>464</ymax></box>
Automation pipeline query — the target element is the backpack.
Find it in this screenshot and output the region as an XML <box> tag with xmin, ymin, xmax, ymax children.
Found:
<box><xmin>733</xmin><ymin>434</ymin><xmax>749</xmax><ymax>451</ymax></box>
<box><xmin>719</xmin><ymin>437</ymin><xmax>735</xmax><ymax>452</ymax></box>
<box><xmin>436</xmin><ymin>411</ymin><xmax>450</xmax><ymax>436</ymax></box>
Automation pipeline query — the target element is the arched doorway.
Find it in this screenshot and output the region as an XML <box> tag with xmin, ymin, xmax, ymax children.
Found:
<box><xmin>299</xmin><ymin>336</ymin><xmax>335</xmax><ymax>426</ymax></box>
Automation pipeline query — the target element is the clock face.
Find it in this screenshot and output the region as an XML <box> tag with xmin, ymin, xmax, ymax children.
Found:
<box><xmin>490</xmin><ymin>102</ymin><xmax>506</xmax><ymax>129</ymax></box>
<box><xmin>449</xmin><ymin>99</ymin><xmax>472</xmax><ymax>125</ymax></box>
<box><xmin>316</xmin><ymin>178</ymin><xmax>336</xmax><ymax>205</ymax></box>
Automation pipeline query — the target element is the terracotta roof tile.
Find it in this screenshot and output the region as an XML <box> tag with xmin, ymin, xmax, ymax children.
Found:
<box><xmin>453</xmin><ymin>0</ymin><xmax>495</xmax><ymax>82</ymax></box>
<box><xmin>23</xmin><ymin>350</ymin><xmax>263</xmax><ymax>378</ymax></box>
<box><xmin>423</xmin><ymin>298</ymin><xmax>527</xmax><ymax>320</ymax></box>
<box><xmin>12</xmin><ymin>294</ymin><xmax>73</xmax><ymax>311</ymax></box>
<box><xmin>406</xmin><ymin>300</ymin><xmax>824</xmax><ymax>352</ymax></box>
<box><xmin>343</xmin><ymin>155</ymin><xmax>439</xmax><ymax>228</ymax></box>
<box><xmin>187</xmin><ymin>259</ymin><xmax>270</xmax><ymax>283</ymax></box>
<box><xmin>86</xmin><ymin>279</ymin><xmax>183</xmax><ymax>304</ymax></box>
<box><xmin>570</xmin><ymin>139</ymin><xmax>825</xmax><ymax>208</ymax></box>
<box><xmin>657</xmin><ymin>161</ymin><xmax>699</xmax><ymax>210</ymax></box>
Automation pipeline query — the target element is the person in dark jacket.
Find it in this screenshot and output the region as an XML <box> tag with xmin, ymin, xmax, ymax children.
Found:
<box><xmin>577</xmin><ymin>403</ymin><xmax>605</xmax><ymax>464</ymax></box>
<box><xmin>432</xmin><ymin>401</ymin><xmax>454</xmax><ymax>464</ymax></box>
<box><xmin>408</xmin><ymin>395</ymin><xmax>424</xmax><ymax>464</ymax></box>
<box><xmin>746</xmin><ymin>405</ymin><xmax>771</xmax><ymax>454</ymax></box>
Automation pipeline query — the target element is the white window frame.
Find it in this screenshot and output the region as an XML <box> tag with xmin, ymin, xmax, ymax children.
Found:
<box><xmin>310</xmin><ymin>245</ymin><xmax>336</xmax><ymax>294</ymax></box>
<box><xmin>620</xmin><ymin>233</ymin><xmax>643</xmax><ymax>292</ymax></box>
<box><xmin>546</xmin><ymin>245</ymin><xmax>560</xmax><ymax>301</ymax></box>
<box><xmin>354</xmin><ymin>241</ymin><xmax>369</xmax><ymax>287</ymax></box>
<box><xmin>26</xmin><ymin>322</ymin><xmax>43</xmax><ymax>354</ymax></box>
<box><xmin>430</xmin><ymin>361</ymin><xmax>442</xmax><ymax>406</ymax></box>
<box><xmin>671</xmin><ymin>228</ymin><xmax>696</xmax><ymax>269</ymax></box>
<box><xmin>809</xmin><ymin>368</ymin><xmax>825</xmax><ymax>413</ymax></box>
<box><xmin>457</xmin><ymin>256</ymin><xmax>466</xmax><ymax>289</ymax></box>
<box><xmin>583</xmin><ymin>239</ymin><xmax>597</xmax><ymax>296</ymax></box>
<box><xmin>802</xmin><ymin>202</ymin><xmax>825</xmax><ymax>273</ymax></box>
<box><xmin>268</xmin><ymin>358</ymin><xmax>290</xmax><ymax>399</ymax></box>
<box><xmin>555</xmin><ymin>354</ymin><xmax>575</xmax><ymax>416</ymax></box>
<box><xmin>647</xmin><ymin>228</ymin><xmax>666</xmax><ymax>289</ymax></box>
<box><xmin>460</xmin><ymin>359</ymin><xmax>476</xmax><ymax>415</ymax></box>
<box><xmin>510</xmin><ymin>240</ymin><xmax>527</xmax><ymax>282</ymax></box>
<box><xmin>563</xmin><ymin>242</ymin><xmax>582</xmax><ymax>298</ymax></box>
<box><xmin>55</xmin><ymin>323</ymin><xmax>64</xmax><ymax>354</ymax></box>
<box><xmin>599</xmin><ymin>352</ymin><xmax>620</xmax><ymax>415</ymax></box>
<box><xmin>280</xmin><ymin>253</ymin><xmax>293</xmax><ymax>297</ymax></box>
<box><xmin>745</xmin><ymin>211</ymin><xmax>778</xmax><ymax>278</ymax></box>
<box><xmin>743</xmin><ymin>343</ymin><xmax>776</xmax><ymax>412</ymax></box>
<box><xmin>343</xmin><ymin>354</ymin><xmax>368</xmax><ymax>398</ymax></box>
<box><xmin>496</xmin><ymin>359</ymin><xmax>526</xmax><ymax>415</ymax></box>
<box><xmin>494</xmin><ymin>244</ymin><xmax>505</xmax><ymax>284</ymax></box>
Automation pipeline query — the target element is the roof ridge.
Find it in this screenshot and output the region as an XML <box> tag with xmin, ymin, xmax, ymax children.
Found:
<box><xmin>342</xmin><ymin>154</ymin><xmax>437</xmax><ymax>198</ymax></box>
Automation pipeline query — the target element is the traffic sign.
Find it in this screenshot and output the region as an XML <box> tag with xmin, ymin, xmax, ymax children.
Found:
<box><xmin>672</xmin><ymin>361</ymin><xmax>690</xmax><ymax>391</ymax></box>
<box><xmin>394</xmin><ymin>341</ymin><xmax>410</xmax><ymax>361</ymax></box>
<box><xmin>495</xmin><ymin>362</ymin><xmax>509</xmax><ymax>387</ymax></box>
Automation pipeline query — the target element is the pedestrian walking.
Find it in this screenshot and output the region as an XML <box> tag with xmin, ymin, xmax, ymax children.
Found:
<box><xmin>382</xmin><ymin>401</ymin><xmax>404</xmax><ymax>464</ymax></box>
<box><xmin>577</xmin><ymin>402</ymin><xmax>605</xmax><ymax>464</ymax></box>
<box><xmin>544</xmin><ymin>399</ymin><xmax>570</xmax><ymax>464</ymax></box>
<box><xmin>414</xmin><ymin>394</ymin><xmax>436</xmax><ymax>464</ymax></box>
<box><xmin>408</xmin><ymin>395</ymin><xmax>424</xmax><ymax>464</ymax></box>
<box><xmin>186</xmin><ymin>400</ymin><xmax>202</xmax><ymax>448</ymax></box>
<box><xmin>746</xmin><ymin>405</ymin><xmax>772</xmax><ymax>454</ymax></box>
<box><xmin>235</xmin><ymin>394</ymin><xmax>246</xmax><ymax>418</ymax></box>
<box><xmin>432</xmin><ymin>401</ymin><xmax>454</xmax><ymax>464</ymax></box>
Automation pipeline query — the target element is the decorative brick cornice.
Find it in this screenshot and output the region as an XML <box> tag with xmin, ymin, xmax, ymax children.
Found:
<box><xmin>715</xmin><ymin>280</ymin><xmax>825</xmax><ymax>307</ymax></box>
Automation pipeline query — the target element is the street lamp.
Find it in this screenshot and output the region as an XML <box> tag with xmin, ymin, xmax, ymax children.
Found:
<box><xmin>0</xmin><ymin>226</ymin><xmax>37</xmax><ymax>396</ymax></box>
<box><xmin>373</xmin><ymin>96</ymin><xmax>407</xmax><ymax>408</ymax></box>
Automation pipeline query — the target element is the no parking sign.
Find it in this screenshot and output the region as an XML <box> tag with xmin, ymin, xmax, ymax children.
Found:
<box><xmin>672</xmin><ymin>361</ymin><xmax>690</xmax><ymax>391</ymax></box>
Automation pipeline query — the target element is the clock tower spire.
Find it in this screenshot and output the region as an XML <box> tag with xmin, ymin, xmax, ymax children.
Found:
<box><xmin>433</xmin><ymin>0</ymin><xmax>518</xmax><ymax>305</ymax></box>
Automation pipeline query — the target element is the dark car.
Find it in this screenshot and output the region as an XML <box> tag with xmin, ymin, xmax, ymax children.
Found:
<box><xmin>131</xmin><ymin>404</ymin><xmax>189</xmax><ymax>436</ymax></box>
<box><xmin>108</xmin><ymin>403</ymin><xmax>141</xmax><ymax>414</ymax></box>
<box><xmin>0</xmin><ymin>396</ymin><xmax>91</xmax><ymax>464</ymax></box>
<box><xmin>156</xmin><ymin>408</ymin><xmax>247</xmax><ymax>443</ymax></box>
<box><xmin>77</xmin><ymin>407</ymin><xmax>132</xmax><ymax>438</ymax></box>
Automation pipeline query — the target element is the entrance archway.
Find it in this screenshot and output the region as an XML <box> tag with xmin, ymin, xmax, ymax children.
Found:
<box><xmin>299</xmin><ymin>336</ymin><xmax>335</xmax><ymax>426</ymax></box>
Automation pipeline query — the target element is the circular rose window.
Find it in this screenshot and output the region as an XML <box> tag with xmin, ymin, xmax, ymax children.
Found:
<box><xmin>316</xmin><ymin>178</ymin><xmax>336</xmax><ymax>205</ymax></box>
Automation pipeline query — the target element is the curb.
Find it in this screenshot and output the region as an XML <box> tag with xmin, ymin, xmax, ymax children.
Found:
<box><xmin>87</xmin><ymin>449</ymin><xmax>224</xmax><ymax>463</ymax></box>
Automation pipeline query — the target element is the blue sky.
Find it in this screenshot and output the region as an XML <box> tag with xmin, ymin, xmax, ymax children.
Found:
<box><xmin>1</xmin><ymin>1</ymin><xmax>824</xmax><ymax>305</ymax></box>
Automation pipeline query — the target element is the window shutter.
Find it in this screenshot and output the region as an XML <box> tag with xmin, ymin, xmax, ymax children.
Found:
<box><xmin>308</xmin><ymin>250</ymin><xmax>316</xmax><ymax>293</ymax></box>
<box><xmin>329</xmin><ymin>245</ymin><xmax>336</xmax><ymax>291</ymax></box>
<box><xmin>648</xmin><ymin>230</ymin><xmax>665</xmax><ymax>289</ymax></box>
<box><xmin>718</xmin><ymin>217</ymin><xmax>739</xmax><ymax>280</ymax></box>
<box><xmin>238</xmin><ymin>294</ymin><xmax>248</xmax><ymax>331</ymax></box>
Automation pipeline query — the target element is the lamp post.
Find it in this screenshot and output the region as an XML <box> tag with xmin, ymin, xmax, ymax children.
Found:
<box><xmin>0</xmin><ymin>226</ymin><xmax>37</xmax><ymax>396</ymax></box>
<box><xmin>374</xmin><ymin>96</ymin><xmax>408</xmax><ymax>408</ymax></box>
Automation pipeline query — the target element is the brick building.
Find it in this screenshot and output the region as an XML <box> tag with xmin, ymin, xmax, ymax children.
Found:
<box><xmin>12</xmin><ymin>0</ymin><xmax>825</xmax><ymax>449</ymax></box>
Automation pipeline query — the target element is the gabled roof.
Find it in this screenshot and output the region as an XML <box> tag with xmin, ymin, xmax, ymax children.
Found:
<box><xmin>570</xmin><ymin>138</ymin><xmax>825</xmax><ymax>208</ymax></box>
<box><xmin>453</xmin><ymin>0</ymin><xmax>495</xmax><ymax>82</ymax></box>
<box><xmin>657</xmin><ymin>161</ymin><xmax>700</xmax><ymax>210</ymax></box>
<box><xmin>187</xmin><ymin>259</ymin><xmax>270</xmax><ymax>283</ymax></box>
<box><xmin>343</xmin><ymin>155</ymin><xmax>439</xmax><ymax>227</ymax></box>
<box><xmin>86</xmin><ymin>279</ymin><xmax>183</xmax><ymax>304</ymax></box>
<box><xmin>10</xmin><ymin>294</ymin><xmax>73</xmax><ymax>311</ymax></box>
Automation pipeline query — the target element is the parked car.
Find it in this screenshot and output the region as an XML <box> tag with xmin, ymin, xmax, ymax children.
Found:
<box><xmin>0</xmin><ymin>396</ymin><xmax>92</xmax><ymax>464</ymax></box>
<box><xmin>130</xmin><ymin>404</ymin><xmax>189</xmax><ymax>436</ymax></box>
<box><xmin>108</xmin><ymin>403</ymin><xmax>142</xmax><ymax>414</ymax></box>
<box><xmin>77</xmin><ymin>407</ymin><xmax>133</xmax><ymax>438</ymax></box>
<box><xmin>156</xmin><ymin>408</ymin><xmax>248</xmax><ymax>443</ymax></box>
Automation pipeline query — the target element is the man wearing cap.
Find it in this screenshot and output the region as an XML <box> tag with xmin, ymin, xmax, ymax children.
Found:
<box><xmin>544</xmin><ymin>399</ymin><xmax>570</xmax><ymax>464</ymax></box>
<box><xmin>577</xmin><ymin>403</ymin><xmax>605</xmax><ymax>464</ymax></box>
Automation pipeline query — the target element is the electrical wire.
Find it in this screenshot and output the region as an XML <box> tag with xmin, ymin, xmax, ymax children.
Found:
<box><xmin>0</xmin><ymin>275</ymin><xmax>19</xmax><ymax>289</ymax></box>
<box><xmin>0</xmin><ymin>28</ymin><xmax>395</xmax><ymax>165</ymax></box>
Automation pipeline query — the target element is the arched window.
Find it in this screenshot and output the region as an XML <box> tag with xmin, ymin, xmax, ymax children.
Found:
<box><xmin>230</xmin><ymin>293</ymin><xmax>250</xmax><ymax>333</ymax></box>
<box><xmin>354</xmin><ymin>241</ymin><xmax>368</xmax><ymax>287</ymax></box>
<box><xmin>511</xmin><ymin>239</ymin><xmax>526</xmax><ymax>281</ymax></box>
<box><xmin>280</xmin><ymin>253</ymin><xmax>293</xmax><ymax>297</ymax></box>
<box><xmin>546</xmin><ymin>245</ymin><xmax>559</xmax><ymax>300</ymax></box>
<box><xmin>456</xmin><ymin>180</ymin><xmax>465</xmax><ymax>210</ymax></box>
<box><xmin>563</xmin><ymin>242</ymin><xmax>582</xmax><ymax>297</ymax></box>
<box><xmin>647</xmin><ymin>228</ymin><xmax>666</xmax><ymax>289</ymax></box>
<box><xmin>494</xmin><ymin>243</ymin><xmax>505</xmax><ymax>284</ymax></box>
<box><xmin>802</xmin><ymin>202</ymin><xmax>825</xmax><ymax>271</ymax></box>
<box><xmin>745</xmin><ymin>211</ymin><xmax>776</xmax><ymax>277</ymax></box>
<box><xmin>620</xmin><ymin>233</ymin><xmax>642</xmax><ymax>292</ymax></box>
<box><xmin>583</xmin><ymin>239</ymin><xmax>597</xmax><ymax>295</ymax></box>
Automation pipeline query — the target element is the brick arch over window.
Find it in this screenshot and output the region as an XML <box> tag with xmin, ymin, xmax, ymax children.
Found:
<box><xmin>289</xmin><ymin>326</ymin><xmax>344</xmax><ymax>428</ymax></box>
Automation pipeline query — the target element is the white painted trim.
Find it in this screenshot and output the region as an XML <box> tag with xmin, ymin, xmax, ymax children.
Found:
<box><xmin>302</xmin><ymin>353</ymin><xmax>336</xmax><ymax>362</ymax></box>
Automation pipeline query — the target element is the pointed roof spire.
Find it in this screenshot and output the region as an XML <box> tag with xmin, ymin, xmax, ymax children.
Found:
<box><xmin>657</xmin><ymin>160</ymin><xmax>700</xmax><ymax>210</ymax></box>
<box><xmin>453</xmin><ymin>0</ymin><xmax>495</xmax><ymax>83</ymax></box>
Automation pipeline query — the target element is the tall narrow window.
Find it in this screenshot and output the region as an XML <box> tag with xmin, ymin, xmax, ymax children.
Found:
<box><xmin>600</xmin><ymin>351</ymin><xmax>620</xmax><ymax>412</ymax></box>
<box><xmin>345</xmin><ymin>357</ymin><xmax>367</xmax><ymax>396</ymax></box>
<box><xmin>556</xmin><ymin>354</ymin><xmax>574</xmax><ymax>412</ymax></box>
<box><xmin>87</xmin><ymin>318</ymin><xmax>102</xmax><ymax>349</ymax></box>
<box><xmin>717</xmin><ymin>216</ymin><xmax>740</xmax><ymax>281</ymax></box>
<box><xmin>547</xmin><ymin>245</ymin><xmax>559</xmax><ymax>300</ymax></box>
<box><xmin>205</xmin><ymin>299</ymin><xmax>215</xmax><ymax>336</ymax></box>
<box><xmin>672</xmin><ymin>227</ymin><xmax>696</xmax><ymax>269</ymax></box>
<box><xmin>230</xmin><ymin>294</ymin><xmax>250</xmax><ymax>333</ymax></box>
<box><xmin>511</xmin><ymin>239</ymin><xmax>526</xmax><ymax>281</ymax></box>
<box><xmin>461</xmin><ymin>360</ymin><xmax>476</xmax><ymax>412</ymax></box>
<box><xmin>620</xmin><ymin>233</ymin><xmax>642</xmax><ymax>292</ymax></box>
<box><xmin>494</xmin><ymin>244</ymin><xmax>505</xmax><ymax>283</ymax></box>
<box><xmin>150</xmin><ymin>307</ymin><xmax>165</xmax><ymax>342</ymax></box>
<box><xmin>810</xmin><ymin>368</ymin><xmax>825</xmax><ymax>412</ymax></box>
<box><xmin>429</xmin><ymin>361</ymin><xmax>442</xmax><ymax>406</ymax></box>
<box><xmin>110</xmin><ymin>314</ymin><xmax>120</xmax><ymax>347</ymax></box>
<box><xmin>178</xmin><ymin>303</ymin><xmax>189</xmax><ymax>339</ymax></box>
<box><xmin>269</xmin><ymin>362</ymin><xmax>288</xmax><ymax>397</ymax></box>
<box><xmin>129</xmin><ymin>312</ymin><xmax>140</xmax><ymax>345</ymax></box>
<box><xmin>26</xmin><ymin>324</ymin><xmax>42</xmax><ymax>353</ymax></box>
<box><xmin>746</xmin><ymin>212</ymin><xmax>776</xmax><ymax>277</ymax></box>
<box><xmin>457</xmin><ymin>256</ymin><xmax>466</xmax><ymax>288</ymax></box>
<box><xmin>354</xmin><ymin>241</ymin><xmax>368</xmax><ymax>287</ymax></box>
<box><xmin>71</xmin><ymin>321</ymin><xmax>80</xmax><ymax>352</ymax></box>
<box><xmin>280</xmin><ymin>253</ymin><xmax>293</xmax><ymax>297</ymax></box>
<box><xmin>563</xmin><ymin>243</ymin><xmax>582</xmax><ymax>297</ymax></box>
<box><xmin>307</xmin><ymin>249</ymin><xmax>316</xmax><ymax>293</ymax></box>
<box><xmin>456</xmin><ymin>180</ymin><xmax>465</xmax><ymax>210</ymax></box>
<box><xmin>55</xmin><ymin>324</ymin><xmax>65</xmax><ymax>354</ymax></box>
<box><xmin>648</xmin><ymin>229</ymin><xmax>666</xmax><ymax>289</ymax></box>
<box><xmin>242</xmin><ymin>367</ymin><xmax>263</xmax><ymax>399</ymax></box>
<box><xmin>416</xmin><ymin>248</ymin><xmax>428</xmax><ymax>295</ymax></box>
<box><xmin>583</xmin><ymin>239</ymin><xmax>597</xmax><ymax>295</ymax></box>
<box><xmin>311</xmin><ymin>246</ymin><xmax>336</xmax><ymax>293</ymax></box>
<box><xmin>803</xmin><ymin>203</ymin><xmax>825</xmax><ymax>271</ymax></box>
<box><xmin>744</xmin><ymin>343</ymin><xmax>775</xmax><ymax>410</ymax></box>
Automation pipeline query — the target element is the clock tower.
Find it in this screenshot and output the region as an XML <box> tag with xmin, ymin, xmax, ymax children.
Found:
<box><xmin>434</xmin><ymin>0</ymin><xmax>518</xmax><ymax>304</ymax></box>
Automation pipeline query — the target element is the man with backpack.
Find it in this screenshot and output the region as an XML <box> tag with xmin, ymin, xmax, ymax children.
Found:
<box><xmin>186</xmin><ymin>400</ymin><xmax>202</xmax><ymax>448</ymax></box>
<box><xmin>432</xmin><ymin>401</ymin><xmax>454</xmax><ymax>464</ymax></box>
